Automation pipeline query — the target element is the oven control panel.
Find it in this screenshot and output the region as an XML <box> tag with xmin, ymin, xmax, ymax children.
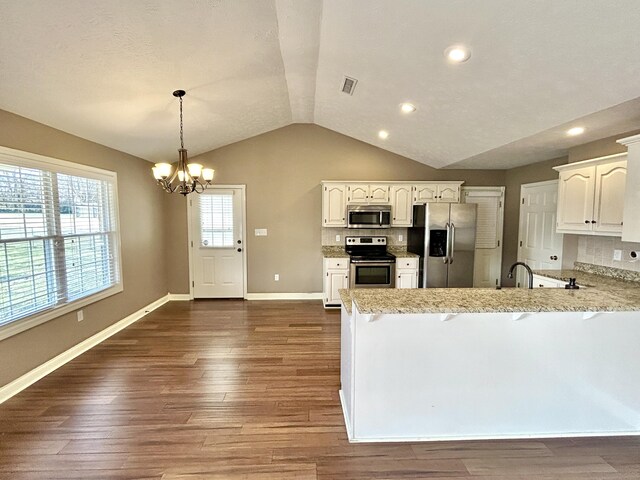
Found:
<box><xmin>345</xmin><ymin>236</ymin><xmax>387</xmax><ymax>245</ymax></box>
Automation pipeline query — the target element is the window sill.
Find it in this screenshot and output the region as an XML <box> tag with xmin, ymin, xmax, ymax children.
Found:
<box><xmin>0</xmin><ymin>283</ymin><xmax>123</xmax><ymax>342</ymax></box>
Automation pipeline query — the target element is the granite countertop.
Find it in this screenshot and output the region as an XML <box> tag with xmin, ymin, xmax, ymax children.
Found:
<box><xmin>388</xmin><ymin>247</ymin><xmax>419</xmax><ymax>258</ymax></box>
<box><xmin>339</xmin><ymin>263</ymin><xmax>640</xmax><ymax>314</ymax></box>
<box><xmin>339</xmin><ymin>289</ymin><xmax>352</xmax><ymax>314</ymax></box>
<box><xmin>321</xmin><ymin>246</ymin><xmax>350</xmax><ymax>258</ymax></box>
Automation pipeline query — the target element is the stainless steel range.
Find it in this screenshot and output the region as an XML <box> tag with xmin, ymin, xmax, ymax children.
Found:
<box><xmin>345</xmin><ymin>236</ymin><xmax>396</xmax><ymax>288</ymax></box>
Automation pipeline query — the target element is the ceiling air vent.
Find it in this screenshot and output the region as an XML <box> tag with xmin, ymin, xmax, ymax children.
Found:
<box><xmin>341</xmin><ymin>76</ymin><xmax>358</xmax><ymax>95</ymax></box>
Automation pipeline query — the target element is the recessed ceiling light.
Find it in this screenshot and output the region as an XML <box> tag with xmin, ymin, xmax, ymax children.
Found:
<box><xmin>400</xmin><ymin>103</ymin><xmax>416</xmax><ymax>114</ymax></box>
<box><xmin>444</xmin><ymin>45</ymin><xmax>471</xmax><ymax>63</ymax></box>
<box><xmin>378</xmin><ymin>130</ymin><xmax>389</xmax><ymax>140</ymax></box>
<box><xmin>567</xmin><ymin>126</ymin><xmax>585</xmax><ymax>136</ymax></box>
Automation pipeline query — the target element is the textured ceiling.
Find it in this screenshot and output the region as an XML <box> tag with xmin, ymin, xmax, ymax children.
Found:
<box><xmin>1</xmin><ymin>0</ymin><xmax>640</xmax><ymax>169</ymax></box>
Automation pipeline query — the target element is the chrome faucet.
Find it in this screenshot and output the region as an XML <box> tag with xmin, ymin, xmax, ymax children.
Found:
<box><xmin>508</xmin><ymin>262</ymin><xmax>534</xmax><ymax>289</ymax></box>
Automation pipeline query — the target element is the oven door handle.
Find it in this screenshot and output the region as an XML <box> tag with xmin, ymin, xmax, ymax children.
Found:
<box><xmin>350</xmin><ymin>260</ymin><xmax>396</xmax><ymax>264</ymax></box>
<box><xmin>444</xmin><ymin>223</ymin><xmax>450</xmax><ymax>264</ymax></box>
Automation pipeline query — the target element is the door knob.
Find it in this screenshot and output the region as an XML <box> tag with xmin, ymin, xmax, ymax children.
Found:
<box><xmin>550</xmin><ymin>255</ymin><xmax>558</xmax><ymax>260</ymax></box>
<box><xmin>237</xmin><ymin>248</ymin><xmax>242</xmax><ymax>252</ymax></box>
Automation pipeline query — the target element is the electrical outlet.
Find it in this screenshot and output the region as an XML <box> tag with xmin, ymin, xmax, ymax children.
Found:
<box><xmin>255</xmin><ymin>228</ymin><xmax>267</xmax><ymax>236</ymax></box>
<box><xmin>613</xmin><ymin>249</ymin><xmax>622</xmax><ymax>261</ymax></box>
<box><xmin>335</xmin><ymin>234</ymin><xmax>341</xmax><ymax>242</ymax></box>
<box><xmin>398</xmin><ymin>234</ymin><xmax>404</xmax><ymax>242</ymax></box>
<box><xmin>274</xmin><ymin>274</ymin><xmax>279</xmax><ymax>281</ymax></box>
<box><xmin>77</xmin><ymin>310</ymin><xmax>84</xmax><ymax>322</ymax></box>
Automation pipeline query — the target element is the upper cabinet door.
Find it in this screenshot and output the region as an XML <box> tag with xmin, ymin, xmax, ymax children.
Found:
<box><xmin>438</xmin><ymin>185</ymin><xmax>460</xmax><ymax>203</ymax></box>
<box><xmin>593</xmin><ymin>160</ymin><xmax>626</xmax><ymax>234</ymax></box>
<box><xmin>368</xmin><ymin>184</ymin><xmax>390</xmax><ymax>204</ymax></box>
<box><xmin>347</xmin><ymin>184</ymin><xmax>369</xmax><ymax>204</ymax></box>
<box><xmin>557</xmin><ymin>166</ymin><xmax>596</xmax><ymax>232</ymax></box>
<box><xmin>414</xmin><ymin>184</ymin><xmax>438</xmax><ymax>203</ymax></box>
<box><xmin>390</xmin><ymin>185</ymin><xmax>413</xmax><ymax>226</ymax></box>
<box><xmin>322</xmin><ymin>183</ymin><xmax>347</xmax><ymax>227</ymax></box>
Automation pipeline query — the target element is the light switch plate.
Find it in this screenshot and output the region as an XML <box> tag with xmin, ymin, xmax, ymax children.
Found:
<box><xmin>613</xmin><ymin>249</ymin><xmax>622</xmax><ymax>261</ymax></box>
<box><xmin>255</xmin><ymin>228</ymin><xmax>268</xmax><ymax>236</ymax></box>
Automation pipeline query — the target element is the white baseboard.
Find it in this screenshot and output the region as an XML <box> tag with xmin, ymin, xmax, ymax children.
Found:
<box><xmin>245</xmin><ymin>292</ymin><xmax>323</xmax><ymax>301</ymax></box>
<box><xmin>0</xmin><ymin>294</ymin><xmax>170</xmax><ymax>404</ymax></box>
<box><xmin>168</xmin><ymin>293</ymin><xmax>191</xmax><ymax>301</ymax></box>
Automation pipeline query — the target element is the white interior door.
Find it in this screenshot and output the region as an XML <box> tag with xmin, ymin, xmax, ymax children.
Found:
<box><xmin>189</xmin><ymin>187</ymin><xmax>245</xmax><ymax>298</ymax></box>
<box><xmin>517</xmin><ymin>180</ymin><xmax>563</xmax><ymax>287</ymax></box>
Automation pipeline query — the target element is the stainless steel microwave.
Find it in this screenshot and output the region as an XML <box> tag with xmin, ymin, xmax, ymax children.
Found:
<box><xmin>347</xmin><ymin>205</ymin><xmax>392</xmax><ymax>229</ymax></box>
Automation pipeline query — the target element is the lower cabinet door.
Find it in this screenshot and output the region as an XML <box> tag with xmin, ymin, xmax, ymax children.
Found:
<box><xmin>326</xmin><ymin>269</ymin><xmax>349</xmax><ymax>304</ymax></box>
<box><xmin>397</xmin><ymin>270</ymin><xmax>417</xmax><ymax>289</ymax></box>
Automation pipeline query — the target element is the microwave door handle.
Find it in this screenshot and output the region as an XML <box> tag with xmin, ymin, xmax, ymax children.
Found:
<box><xmin>449</xmin><ymin>223</ymin><xmax>455</xmax><ymax>264</ymax></box>
<box><xmin>379</xmin><ymin>211</ymin><xmax>383</xmax><ymax>226</ymax></box>
<box><xmin>443</xmin><ymin>223</ymin><xmax>450</xmax><ymax>264</ymax></box>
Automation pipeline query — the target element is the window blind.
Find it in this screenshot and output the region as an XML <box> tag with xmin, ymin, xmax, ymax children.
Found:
<box><xmin>0</xmin><ymin>156</ymin><xmax>120</xmax><ymax>327</ymax></box>
<box><xmin>199</xmin><ymin>193</ymin><xmax>234</xmax><ymax>247</ymax></box>
<box><xmin>464</xmin><ymin>193</ymin><xmax>501</xmax><ymax>249</ymax></box>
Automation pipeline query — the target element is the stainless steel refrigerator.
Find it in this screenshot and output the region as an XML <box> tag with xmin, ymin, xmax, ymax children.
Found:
<box><xmin>407</xmin><ymin>203</ymin><xmax>477</xmax><ymax>288</ymax></box>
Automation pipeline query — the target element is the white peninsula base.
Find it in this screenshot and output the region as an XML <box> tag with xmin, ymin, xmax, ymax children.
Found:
<box><xmin>340</xmin><ymin>303</ymin><xmax>640</xmax><ymax>443</ymax></box>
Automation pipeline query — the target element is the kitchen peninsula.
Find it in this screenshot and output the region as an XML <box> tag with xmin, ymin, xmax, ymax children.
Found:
<box><xmin>339</xmin><ymin>272</ymin><xmax>640</xmax><ymax>443</ymax></box>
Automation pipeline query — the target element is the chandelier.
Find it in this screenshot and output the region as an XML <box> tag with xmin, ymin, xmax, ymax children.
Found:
<box><xmin>152</xmin><ymin>90</ymin><xmax>214</xmax><ymax>195</ymax></box>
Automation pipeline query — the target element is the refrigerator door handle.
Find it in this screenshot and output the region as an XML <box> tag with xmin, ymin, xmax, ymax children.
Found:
<box><xmin>444</xmin><ymin>223</ymin><xmax>450</xmax><ymax>264</ymax></box>
<box><xmin>449</xmin><ymin>223</ymin><xmax>456</xmax><ymax>264</ymax></box>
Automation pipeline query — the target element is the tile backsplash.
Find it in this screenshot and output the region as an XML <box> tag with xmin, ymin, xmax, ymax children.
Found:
<box><xmin>321</xmin><ymin>228</ymin><xmax>408</xmax><ymax>246</ymax></box>
<box><xmin>576</xmin><ymin>235</ymin><xmax>640</xmax><ymax>272</ymax></box>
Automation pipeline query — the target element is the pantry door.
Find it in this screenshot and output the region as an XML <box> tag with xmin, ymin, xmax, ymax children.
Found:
<box><xmin>188</xmin><ymin>186</ymin><xmax>246</xmax><ymax>298</ymax></box>
<box><xmin>517</xmin><ymin>180</ymin><xmax>563</xmax><ymax>287</ymax></box>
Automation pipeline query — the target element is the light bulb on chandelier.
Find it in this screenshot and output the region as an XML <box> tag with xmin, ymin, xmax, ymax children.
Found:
<box><xmin>152</xmin><ymin>90</ymin><xmax>214</xmax><ymax>195</ymax></box>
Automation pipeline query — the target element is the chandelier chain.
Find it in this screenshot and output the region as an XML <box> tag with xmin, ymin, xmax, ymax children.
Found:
<box><xmin>179</xmin><ymin>96</ymin><xmax>184</xmax><ymax>149</ymax></box>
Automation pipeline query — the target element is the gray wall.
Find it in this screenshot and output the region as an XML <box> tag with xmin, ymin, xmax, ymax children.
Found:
<box><xmin>0</xmin><ymin>110</ymin><xmax>168</xmax><ymax>386</ymax></box>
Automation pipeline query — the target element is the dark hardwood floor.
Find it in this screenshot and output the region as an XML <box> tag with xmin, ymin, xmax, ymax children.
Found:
<box><xmin>1</xmin><ymin>300</ymin><xmax>640</xmax><ymax>479</ymax></box>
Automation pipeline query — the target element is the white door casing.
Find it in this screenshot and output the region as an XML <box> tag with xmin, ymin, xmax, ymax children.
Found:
<box><xmin>517</xmin><ymin>180</ymin><xmax>563</xmax><ymax>287</ymax></box>
<box><xmin>188</xmin><ymin>186</ymin><xmax>246</xmax><ymax>298</ymax></box>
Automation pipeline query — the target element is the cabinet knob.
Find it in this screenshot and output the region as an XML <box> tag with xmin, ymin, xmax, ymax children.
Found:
<box><xmin>591</xmin><ymin>220</ymin><xmax>596</xmax><ymax>224</ymax></box>
<box><xmin>539</xmin><ymin>284</ymin><xmax>545</xmax><ymax>288</ymax></box>
<box><xmin>584</xmin><ymin>220</ymin><xmax>590</xmax><ymax>224</ymax></box>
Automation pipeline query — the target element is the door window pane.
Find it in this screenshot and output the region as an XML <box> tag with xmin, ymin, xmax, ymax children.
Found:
<box><xmin>200</xmin><ymin>194</ymin><xmax>233</xmax><ymax>247</ymax></box>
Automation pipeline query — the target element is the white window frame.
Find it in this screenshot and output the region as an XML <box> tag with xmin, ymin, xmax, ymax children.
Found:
<box><xmin>0</xmin><ymin>146</ymin><xmax>123</xmax><ymax>341</ymax></box>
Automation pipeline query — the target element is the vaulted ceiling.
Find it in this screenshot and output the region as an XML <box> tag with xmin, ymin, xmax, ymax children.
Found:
<box><xmin>1</xmin><ymin>0</ymin><xmax>640</xmax><ymax>169</ymax></box>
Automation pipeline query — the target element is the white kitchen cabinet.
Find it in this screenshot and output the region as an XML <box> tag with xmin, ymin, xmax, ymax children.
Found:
<box><xmin>532</xmin><ymin>274</ymin><xmax>566</xmax><ymax>288</ymax></box>
<box><xmin>369</xmin><ymin>184</ymin><xmax>390</xmax><ymax>203</ymax></box>
<box><xmin>617</xmin><ymin>134</ymin><xmax>640</xmax><ymax>242</ymax></box>
<box><xmin>414</xmin><ymin>184</ymin><xmax>438</xmax><ymax>203</ymax></box>
<box><xmin>438</xmin><ymin>184</ymin><xmax>461</xmax><ymax>203</ymax></box>
<box><xmin>390</xmin><ymin>184</ymin><xmax>413</xmax><ymax>227</ymax></box>
<box><xmin>413</xmin><ymin>182</ymin><xmax>462</xmax><ymax>204</ymax></box>
<box><xmin>323</xmin><ymin>258</ymin><xmax>349</xmax><ymax>307</ymax></box>
<box><xmin>593</xmin><ymin>160</ymin><xmax>626</xmax><ymax>234</ymax></box>
<box><xmin>347</xmin><ymin>184</ymin><xmax>389</xmax><ymax>204</ymax></box>
<box><xmin>396</xmin><ymin>257</ymin><xmax>418</xmax><ymax>289</ymax></box>
<box><xmin>322</xmin><ymin>183</ymin><xmax>347</xmax><ymax>227</ymax></box>
<box><xmin>554</xmin><ymin>154</ymin><xmax>626</xmax><ymax>236</ymax></box>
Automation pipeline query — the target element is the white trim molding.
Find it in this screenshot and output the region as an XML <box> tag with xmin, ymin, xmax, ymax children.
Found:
<box><xmin>0</xmin><ymin>294</ymin><xmax>170</xmax><ymax>404</ymax></box>
<box><xmin>245</xmin><ymin>292</ymin><xmax>323</xmax><ymax>300</ymax></box>
<box><xmin>168</xmin><ymin>294</ymin><xmax>191</xmax><ymax>301</ymax></box>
